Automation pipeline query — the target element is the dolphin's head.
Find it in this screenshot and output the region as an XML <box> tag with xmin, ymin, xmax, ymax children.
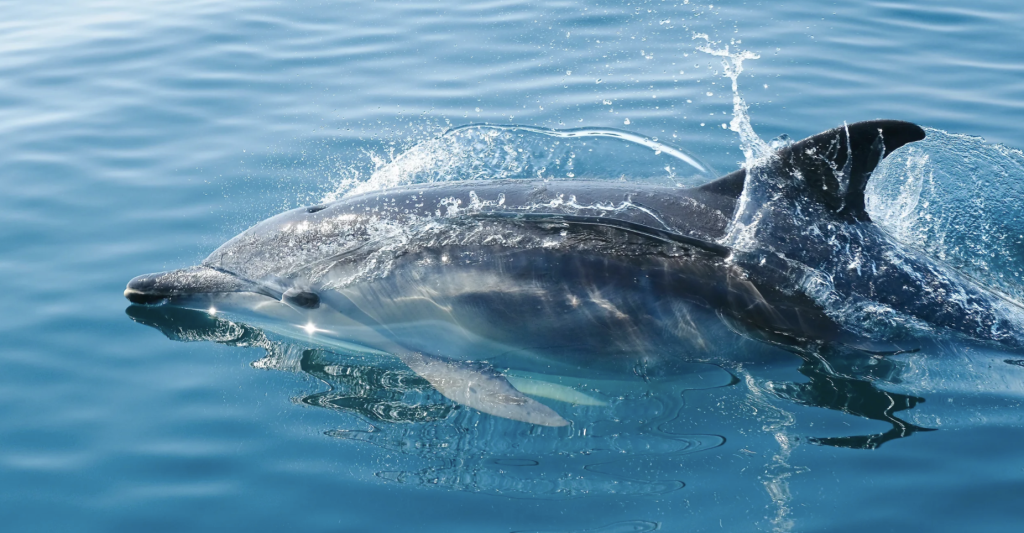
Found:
<box><xmin>124</xmin><ymin>265</ymin><xmax>281</xmax><ymax>307</ymax></box>
<box><xmin>125</xmin><ymin>201</ymin><xmax>358</xmax><ymax>310</ymax></box>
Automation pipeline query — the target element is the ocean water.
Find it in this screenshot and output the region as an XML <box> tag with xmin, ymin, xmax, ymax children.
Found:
<box><xmin>3</xmin><ymin>1</ymin><xmax>1024</xmax><ymax>532</ymax></box>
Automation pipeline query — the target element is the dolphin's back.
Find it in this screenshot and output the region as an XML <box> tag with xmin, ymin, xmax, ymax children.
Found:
<box><xmin>202</xmin><ymin>178</ymin><xmax>739</xmax><ymax>285</ymax></box>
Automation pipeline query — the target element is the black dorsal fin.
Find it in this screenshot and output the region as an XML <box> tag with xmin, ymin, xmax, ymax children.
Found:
<box><xmin>698</xmin><ymin>120</ymin><xmax>926</xmax><ymax>221</ymax></box>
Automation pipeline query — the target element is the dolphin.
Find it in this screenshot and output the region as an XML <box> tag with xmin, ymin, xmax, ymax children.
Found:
<box><xmin>124</xmin><ymin>119</ymin><xmax>1024</xmax><ymax>426</ymax></box>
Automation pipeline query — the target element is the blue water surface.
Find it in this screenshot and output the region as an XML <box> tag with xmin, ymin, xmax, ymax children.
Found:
<box><xmin>3</xmin><ymin>1</ymin><xmax>1024</xmax><ymax>531</ymax></box>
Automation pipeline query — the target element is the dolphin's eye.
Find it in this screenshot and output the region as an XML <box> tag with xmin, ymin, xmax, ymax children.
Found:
<box><xmin>307</xmin><ymin>204</ymin><xmax>328</xmax><ymax>213</ymax></box>
<box><xmin>283</xmin><ymin>288</ymin><xmax>321</xmax><ymax>309</ymax></box>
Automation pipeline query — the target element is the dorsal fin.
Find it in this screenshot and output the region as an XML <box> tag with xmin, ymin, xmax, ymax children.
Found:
<box><xmin>698</xmin><ymin>120</ymin><xmax>926</xmax><ymax>221</ymax></box>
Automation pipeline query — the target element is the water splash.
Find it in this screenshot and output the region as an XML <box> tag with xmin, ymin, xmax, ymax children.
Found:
<box><xmin>327</xmin><ymin>124</ymin><xmax>716</xmax><ymax>200</ymax></box>
<box><xmin>694</xmin><ymin>35</ymin><xmax>770</xmax><ymax>163</ymax></box>
<box><xmin>695</xmin><ymin>35</ymin><xmax>774</xmax><ymax>252</ymax></box>
<box><xmin>867</xmin><ymin>129</ymin><xmax>1024</xmax><ymax>306</ymax></box>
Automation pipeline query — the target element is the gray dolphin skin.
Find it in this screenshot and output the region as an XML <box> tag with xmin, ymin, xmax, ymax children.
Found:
<box><xmin>125</xmin><ymin>120</ymin><xmax>1024</xmax><ymax>426</ymax></box>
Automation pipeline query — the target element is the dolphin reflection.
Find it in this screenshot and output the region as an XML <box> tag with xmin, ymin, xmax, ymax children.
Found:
<box><xmin>127</xmin><ymin>304</ymin><xmax>937</xmax><ymax>450</ymax></box>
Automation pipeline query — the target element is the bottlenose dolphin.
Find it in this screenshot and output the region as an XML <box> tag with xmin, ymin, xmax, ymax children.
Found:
<box><xmin>125</xmin><ymin>119</ymin><xmax>1024</xmax><ymax>426</ymax></box>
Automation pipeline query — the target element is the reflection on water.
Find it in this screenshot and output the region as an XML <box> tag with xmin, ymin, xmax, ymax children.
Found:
<box><xmin>300</xmin><ymin>356</ymin><xmax>454</xmax><ymax>424</ymax></box>
<box><xmin>126</xmin><ymin>304</ymin><xmax>945</xmax><ymax>504</ymax></box>
<box><xmin>768</xmin><ymin>351</ymin><xmax>935</xmax><ymax>450</ymax></box>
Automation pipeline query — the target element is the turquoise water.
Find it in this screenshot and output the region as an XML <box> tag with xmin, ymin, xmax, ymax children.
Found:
<box><xmin>3</xmin><ymin>1</ymin><xmax>1024</xmax><ymax>531</ymax></box>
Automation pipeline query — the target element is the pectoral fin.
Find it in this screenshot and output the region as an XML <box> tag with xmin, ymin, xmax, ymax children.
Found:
<box><xmin>397</xmin><ymin>352</ymin><xmax>570</xmax><ymax>427</ymax></box>
<box><xmin>505</xmin><ymin>372</ymin><xmax>607</xmax><ymax>406</ymax></box>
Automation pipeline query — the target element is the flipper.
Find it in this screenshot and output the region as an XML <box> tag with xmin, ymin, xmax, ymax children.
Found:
<box><xmin>396</xmin><ymin>351</ymin><xmax>570</xmax><ymax>427</ymax></box>
<box><xmin>314</xmin><ymin>291</ymin><xmax>571</xmax><ymax>426</ymax></box>
<box><xmin>504</xmin><ymin>372</ymin><xmax>607</xmax><ymax>406</ymax></box>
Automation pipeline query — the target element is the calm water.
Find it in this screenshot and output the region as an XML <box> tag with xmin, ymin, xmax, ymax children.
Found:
<box><xmin>3</xmin><ymin>1</ymin><xmax>1024</xmax><ymax>531</ymax></box>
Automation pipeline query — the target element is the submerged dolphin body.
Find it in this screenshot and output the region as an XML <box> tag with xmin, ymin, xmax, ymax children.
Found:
<box><xmin>125</xmin><ymin>120</ymin><xmax>1024</xmax><ymax>426</ymax></box>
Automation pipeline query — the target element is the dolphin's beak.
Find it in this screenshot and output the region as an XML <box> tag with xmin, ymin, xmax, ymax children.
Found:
<box><xmin>124</xmin><ymin>272</ymin><xmax>174</xmax><ymax>304</ymax></box>
<box><xmin>124</xmin><ymin>266</ymin><xmax>265</xmax><ymax>305</ymax></box>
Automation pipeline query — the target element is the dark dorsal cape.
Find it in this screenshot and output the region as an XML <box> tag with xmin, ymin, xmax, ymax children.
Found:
<box><xmin>697</xmin><ymin>120</ymin><xmax>927</xmax><ymax>222</ymax></box>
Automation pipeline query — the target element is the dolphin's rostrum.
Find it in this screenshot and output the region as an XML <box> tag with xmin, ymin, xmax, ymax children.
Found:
<box><xmin>126</xmin><ymin>120</ymin><xmax>1021</xmax><ymax>426</ymax></box>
